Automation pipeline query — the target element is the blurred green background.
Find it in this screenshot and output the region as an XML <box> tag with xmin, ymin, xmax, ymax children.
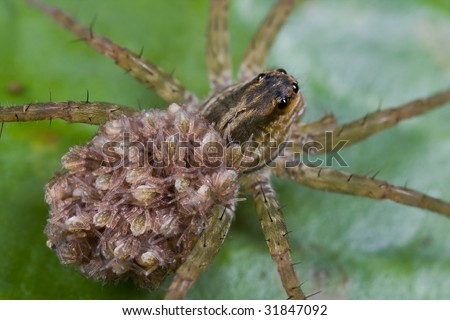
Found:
<box><xmin>0</xmin><ymin>0</ymin><xmax>450</xmax><ymax>299</ymax></box>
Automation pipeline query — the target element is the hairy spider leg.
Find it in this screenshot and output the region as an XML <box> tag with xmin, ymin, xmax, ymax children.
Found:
<box><xmin>207</xmin><ymin>0</ymin><xmax>232</xmax><ymax>92</ymax></box>
<box><xmin>273</xmin><ymin>163</ymin><xmax>450</xmax><ymax>218</ymax></box>
<box><xmin>294</xmin><ymin>113</ymin><xmax>337</xmax><ymax>136</ymax></box>
<box><xmin>0</xmin><ymin>101</ymin><xmax>137</xmax><ymax>125</ymax></box>
<box><xmin>292</xmin><ymin>88</ymin><xmax>450</xmax><ymax>154</ymax></box>
<box><xmin>27</xmin><ymin>0</ymin><xmax>197</xmax><ymax>105</ymax></box>
<box><xmin>238</xmin><ymin>0</ymin><xmax>297</xmax><ymax>81</ymax></box>
<box><xmin>242</xmin><ymin>171</ymin><xmax>306</xmax><ymax>300</ymax></box>
<box><xmin>164</xmin><ymin>205</ymin><xmax>234</xmax><ymax>299</ymax></box>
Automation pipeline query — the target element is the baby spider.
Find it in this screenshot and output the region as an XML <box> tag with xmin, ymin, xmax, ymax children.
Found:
<box><xmin>0</xmin><ymin>1</ymin><xmax>449</xmax><ymax>297</ymax></box>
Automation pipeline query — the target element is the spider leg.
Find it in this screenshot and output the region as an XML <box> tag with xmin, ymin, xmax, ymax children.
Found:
<box><xmin>0</xmin><ymin>101</ymin><xmax>137</xmax><ymax>125</ymax></box>
<box><xmin>294</xmin><ymin>88</ymin><xmax>450</xmax><ymax>153</ymax></box>
<box><xmin>242</xmin><ymin>171</ymin><xmax>306</xmax><ymax>300</ymax></box>
<box><xmin>238</xmin><ymin>0</ymin><xmax>297</xmax><ymax>81</ymax></box>
<box><xmin>207</xmin><ymin>0</ymin><xmax>232</xmax><ymax>92</ymax></box>
<box><xmin>164</xmin><ymin>205</ymin><xmax>234</xmax><ymax>299</ymax></box>
<box><xmin>293</xmin><ymin>113</ymin><xmax>337</xmax><ymax>136</ymax></box>
<box><xmin>27</xmin><ymin>0</ymin><xmax>197</xmax><ymax>105</ymax></box>
<box><xmin>273</xmin><ymin>163</ymin><xmax>450</xmax><ymax>218</ymax></box>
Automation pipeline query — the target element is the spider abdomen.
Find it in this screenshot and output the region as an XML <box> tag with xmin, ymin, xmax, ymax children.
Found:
<box><xmin>44</xmin><ymin>105</ymin><xmax>239</xmax><ymax>289</ymax></box>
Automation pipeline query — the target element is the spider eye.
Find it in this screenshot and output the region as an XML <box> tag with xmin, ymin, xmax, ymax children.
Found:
<box><xmin>257</xmin><ymin>73</ymin><xmax>266</xmax><ymax>81</ymax></box>
<box><xmin>277</xmin><ymin>96</ymin><xmax>290</xmax><ymax>110</ymax></box>
<box><xmin>276</xmin><ymin>68</ymin><xmax>287</xmax><ymax>74</ymax></box>
<box><xmin>292</xmin><ymin>82</ymin><xmax>299</xmax><ymax>94</ymax></box>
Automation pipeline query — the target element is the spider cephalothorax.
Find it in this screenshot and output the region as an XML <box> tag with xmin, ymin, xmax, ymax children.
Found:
<box><xmin>202</xmin><ymin>68</ymin><xmax>303</xmax><ymax>144</ymax></box>
<box><xmin>1</xmin><ymin>0</ymin><xmax>450</xmax><ymax>299</ymax></box>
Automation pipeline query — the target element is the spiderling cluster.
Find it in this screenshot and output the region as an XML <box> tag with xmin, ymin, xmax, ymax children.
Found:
<box><xmin>45</xmin><ymin>105</ymin><xmax>239</xmax><ymax>289</ymax></box>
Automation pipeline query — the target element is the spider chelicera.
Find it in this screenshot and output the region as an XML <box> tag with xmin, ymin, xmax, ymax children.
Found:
<box><xmin>0</xmin><ymin>0</ymin><xmax>450</xmax><ymax>300</ymax></box>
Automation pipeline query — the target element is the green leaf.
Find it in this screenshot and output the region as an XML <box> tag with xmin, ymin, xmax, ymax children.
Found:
<box><xmin>0</xmin><ymin>0</ymin><xmax>449</xmax><ymax>299</ymax></box>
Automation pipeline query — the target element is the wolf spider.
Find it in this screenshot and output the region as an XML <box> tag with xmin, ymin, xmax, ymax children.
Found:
<box><xmin>1</xmin><ymin>0</ymin><xmax>450</xmax><ymax>299</ymax></box>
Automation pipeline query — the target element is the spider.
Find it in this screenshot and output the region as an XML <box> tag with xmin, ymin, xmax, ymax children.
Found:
<box><xmin>0</xmin><ymin>0</ymin><xmax>450</xmax><ymax>300</ymax></box>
